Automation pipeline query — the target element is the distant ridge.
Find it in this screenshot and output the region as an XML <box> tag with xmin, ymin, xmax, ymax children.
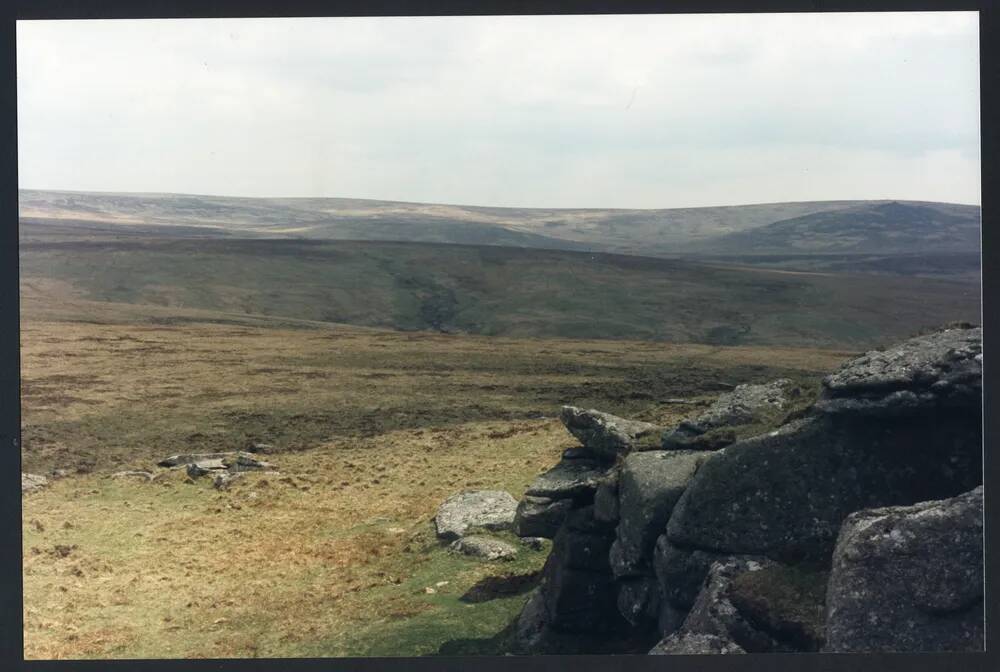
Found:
<box><xmin>19</xmin><ymin>189</ymin><xmax>980</xmax><ymax>259</ymax></box>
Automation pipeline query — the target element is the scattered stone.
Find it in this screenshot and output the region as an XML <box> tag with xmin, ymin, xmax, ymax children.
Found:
<box><xmin>111</xmin><ymin>470</ymin><xmax>153</xmax><ymax>481</ymax></box>
<box><xmin>434</xmin><ymin>490</ymin><xmax>518</xmax><ymax>540</ymax></box>
<box><xmin>662</xmin><ymin>379</ymin><xmax>797</xmax><ymax>450</ymax></box>
<box><xmin>650</xmin><ymin>632</ymin><xmax>746</xmax><ymax>655</ymax></box>
<box><xmin>213</xmin><ymin>472</ymin><xmax>245</xmax><ymax>490</ymax></box>
<box><xmin>21</xmin><ymin>473</ymin><xmax>48</xmax><ymax>493</ymax></box>
<box><xmin>560</xmin><ymin>406</ymin><xmax>661</xmax><ymax>459</ymax></box>
<box><xmin>524</xmin><ymin>459</ymin><xmax>606</xmax><ymax>501</ymax></box>
<box><xmin>245</xmin><ymin>442</ymin><xmax>275</xmax><ymax>453</ymax></box>
<box><xmin>225</xmin><ymin>453</ymin><xmax>272</xmax><ymax>472</ymax></box>
<box><xmin>825</xmin><ymin>486</ymin><xmax>984</xmax><ymax>652</ymax></box>
<box><xmin>817</xmin><ymin>326</ymin><xmax>982</xmax><ymax>416</ymax></box>
<box><xmin>157</xmin><ymin>452</ymin><xmax>233</xmax><ymax>467</ymax></box>
<box><xmin>514</xmin><ymin>495</ymin><xmax>572</xmax><ymax>538</ymax></box>
<box><xmin>615</xmin><ymin>450</ymin><xmax>708</xmax><ymax>572</ymax></box>
<box><xmin>519</xmin><ymin>536</ymin><xmax>548</xmax><ymax>551</ymax></box>
<box><xmin>450</xmin><ymin>535</ymin><xmax>519</xmax><ymax>561</ymax></box>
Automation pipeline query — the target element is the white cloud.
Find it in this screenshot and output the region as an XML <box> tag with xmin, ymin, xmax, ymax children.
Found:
<box><xmin>16</xmin><ymin>12</ymin><xmax>981</xmax><ymax>207</ymax></box>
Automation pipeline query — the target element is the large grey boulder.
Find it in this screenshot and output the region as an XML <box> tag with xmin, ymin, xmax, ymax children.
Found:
<box><xmin>614</xmin><ymin>450</ymin><xmax>708</xmax><ymax>572</ymax></box>
<box><xmin>825</xmin><ymin>486</ymin><xmax>984</xmax><ymax>652</ymax></box>
<box><xmin>816</xmin><ymin>325</ymin><xmax>981</xmax><ymax>416</ymax></box>
<box><xmin>662</xmin><ymin>379</ymin><xmax>798</xmax><ymax>450</ymax></box>
<box><xmin>524</xmin><ymin>458</ymin><xmax>606</xmax><ymax>501</ymax></box>
<box><xmin>666</xmin><ymin>405</ymin><xmax>982</xmax><ymax>561</ymax></box>
<box><xmin>434</xmin><ymin>490</ymin><xmax>518</xmax><ymax>540</ymax></box>
<box><xmin>551</xmin><ymin>523</ymin><xmax>614</xmax><ymax>573</ymax></box>
<box><xmin>450</xmin><ymin>535</ymin><xmax>518</xmax><ymax>561</ymax></box>
<box><xmin>514</xmin><ymin>495</ymin><xmax>572</xmax><ymax>538</ymax></box>
<box><xmin>21</xmin><ymin>472</ymin><xmax>48</xmax><ymax>493</ymax></box>
<box><xmin>560</xmin><ymin>406</ymin><xmax>661</xmax><ymax>459</ymax></box>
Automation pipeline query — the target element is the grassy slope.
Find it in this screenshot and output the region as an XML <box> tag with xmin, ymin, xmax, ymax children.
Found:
<box><xmin>21</xmin><ymin>295</ymin><xmax>854</xmax><ymax>658</ymax></box>
<box><xmin>20</xmin><ymin>236</ymin><xmax>981</xmax><ymax>350</ymax></box>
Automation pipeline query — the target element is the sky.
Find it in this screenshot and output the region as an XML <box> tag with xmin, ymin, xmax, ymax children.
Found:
<box><xmin>16</xmin><ymin>13</ymin><xmax>981</xmax><ymax>209</ymax></box>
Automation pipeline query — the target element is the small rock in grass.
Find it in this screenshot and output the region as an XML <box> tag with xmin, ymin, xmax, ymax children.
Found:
<box><xmin>450</xmin><ymin>535</ymin><xmax>519</xmax><ymax>561</ymax></box>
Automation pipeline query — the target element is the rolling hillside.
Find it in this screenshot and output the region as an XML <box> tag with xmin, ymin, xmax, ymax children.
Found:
<box><xmin>20</xmin><ymin>189</ymin><xmax>979</xmax><ymax>259</ymax></box>
<box><xmin>680</xmin><ymin>201</ymin><xmax>981</xmax><ymax>255</ymax></box>
<box><xmin>20</xmin><ymin>233</ymin><xmax>980</xmax><ymax>349</ymax></box>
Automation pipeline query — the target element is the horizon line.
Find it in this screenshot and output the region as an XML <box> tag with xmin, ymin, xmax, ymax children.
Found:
<box><xmin>15</xmin><ymin>186</ymin><xmax>983</xmax><ymax>211</ymax></box>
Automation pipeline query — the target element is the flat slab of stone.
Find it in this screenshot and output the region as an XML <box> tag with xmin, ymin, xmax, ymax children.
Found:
<box><xmin>524</xmin><ymin>459</ymin><xmax>606</xmax><ymax>500</ymax></box>
<box><xmin>21</xmin><ymin>473</ymin><xmax>48</xmax><ymax>493</ymax></box>
<box><xmin>817</xmin><ymin>326</ymin><xmax>982</xmax><ymax>415</ymax></box>
<box><xmin>434</xmin><ymin>490</ymin><xmax>518</xmax><ymax>540</ymax></box>
<box><xmin>158</xmin><ymin>452</ymin><xmax>235</xmax><ymax>467</ymax></box>
<box><xmin>560</xmin><ymin>406</ymin><xmax>661</xmax><ymax>459</ymax></box>
<box><xmin>825</xmin><ymin>486</ymin><xmax>984</xmax><ymax>652</ymax></box>
<box><xmin>514</xmin><ymin>495</ymin><xmax>572</xmax><ymax>539</ymax></box>
<box><xmin>450</xmin><ymin>535</ymin><xmax>518</xmax><ymax>561</ymax></box>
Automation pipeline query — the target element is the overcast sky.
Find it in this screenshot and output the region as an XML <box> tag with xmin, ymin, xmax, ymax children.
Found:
<box><xmin>16</xmin><ymin>13</ymin><xmax>980</xmax><ymax>208</ymax></box>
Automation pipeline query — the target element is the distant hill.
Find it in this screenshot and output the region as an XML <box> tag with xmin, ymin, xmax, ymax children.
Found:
<box><xmin>19</xmin><ymin>233</ymin><xmax>980</xmax><ymax>349</ymax></box>
<box><xmin>679</xmin><ymin>201</ymin><xmax>981</xmax><ymax>255</ymax></box>
<box><xmin>21</xmin><ymin>189</ymin><xmax>979</xmax><ymax>259</ymax></box>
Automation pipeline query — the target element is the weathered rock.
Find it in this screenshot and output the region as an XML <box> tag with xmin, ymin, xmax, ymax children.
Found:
<box><xmin>560</xmin><ymin>406</ymin><xmax>661</xmax><ymax>459</ymax></box>
<box><xmin>592</xmin><ymin>469</ymin><xmax>620</xmax><ymax>523</ymax></box>
<box><xmin>609</xmin><ymin>538</ymin><xmax>646</xmax><ymax>579</ymax></box>
<box><xmin>615</xmin><ymin>450</ymin><xmax>708</xmax><ymax>570</ymax></box>
<box><xmin>213</xmin><ymin>471</ymin><xmax>245</xmax><ymax>490</ymax></box>
<box><xmin>679</xmin><ymin>557</ymin><xmax>785</xmax><ymax>653</ymax></box>
<box><xmin>727</xmin><ymin>562</ymin><xmax>828</xmax><ymax>652</ymax></box>
<box><xmin>450</xmin><ymin>535</ymin><xmax>518</xmax><ymax>561</ymax></box>
<box><xmin>825</xmin><ymin>486</ymin><xmax>984</xmax><ymax>652</ymax></box>
<box><xmin>653</xmin><ymin>535</ymin><xmax>728</xmax><ymax>610</ymax></box>
<box><xmin>561</xmin><ymin>447</ymin><xmax>590</xmax><ymax>460</ymax></box>
<box><xmin>666</xmin><ymin>406</ymin><xmax>982</xmax><ymax>561</ymax></box>
<box><xmin>224</xmin><ymin>453</ymin><xmax>272</xmax><ymax>471</ymax></box>
<box><xmin>514</xmin><ymin>495</ymin><xmax>572</xmax><ymax>538</ymax></box>
<box><xmin>186</xmin><ymin>459</ymin><xmax>225</xmax><ymax>477</ymax></box>
<box><xmin>662</xmin><ymin>379</ymin><xmax>798</xmax><ymax>450</ymax></box>
<box><xmin>519</xmin><ymin>536</ymin><xmax>548</xmax><ymax>551</ymax></box>
<box><xmin>158</xmin><ymin>452</ymin><xmax>234</xmax><ymax>467</ymax></box>
<box><xmin>111</xmin><ymin>470</ymin><xmax>153</xmax><ymax>481</ymax></box>
<box><xmin>21</xmin><ymin>473</ymin><xmax>48</xmax><ymax>493</ymax></box>
<box><xmin>817</xmin><ymin>326</ymin><xmax>982</xmax><ymax>416</ymax></box>
<box><xmin>650</xmin><ymin>632</ymin><xmax>746</xmax><ymax>655</ymax></box>
<box><xmin>524</xmin><ymin>459</ymin><xmax>606</xmax><ymax>501</ymax></box>
<box><xmin>512</xmin><ymin>589</ymin><xmax>551</xmax><ymax>652</ymax></box>
<box><xmin>434</xmin><ymin>490</ymin><xmax>518</xmax><ymax>540</ymax></box>
<box><xmin>617</xmin><ymin>575</ymin><xmax>662</xmax><ymax>627</ymax></box>
<box><xmin>245</xmin><ymin>441</ymin><xmax>275</xmax><ymax>453</ymax></box>
<box><xmin>551</xmin><ymin>525</ymin><xmax>613</xmax><ymax>572</ymax></box>
<box><xmin>543</xmin><ymin>560</ymin><xmax>621</xmax><ymax>633</ymax></box>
